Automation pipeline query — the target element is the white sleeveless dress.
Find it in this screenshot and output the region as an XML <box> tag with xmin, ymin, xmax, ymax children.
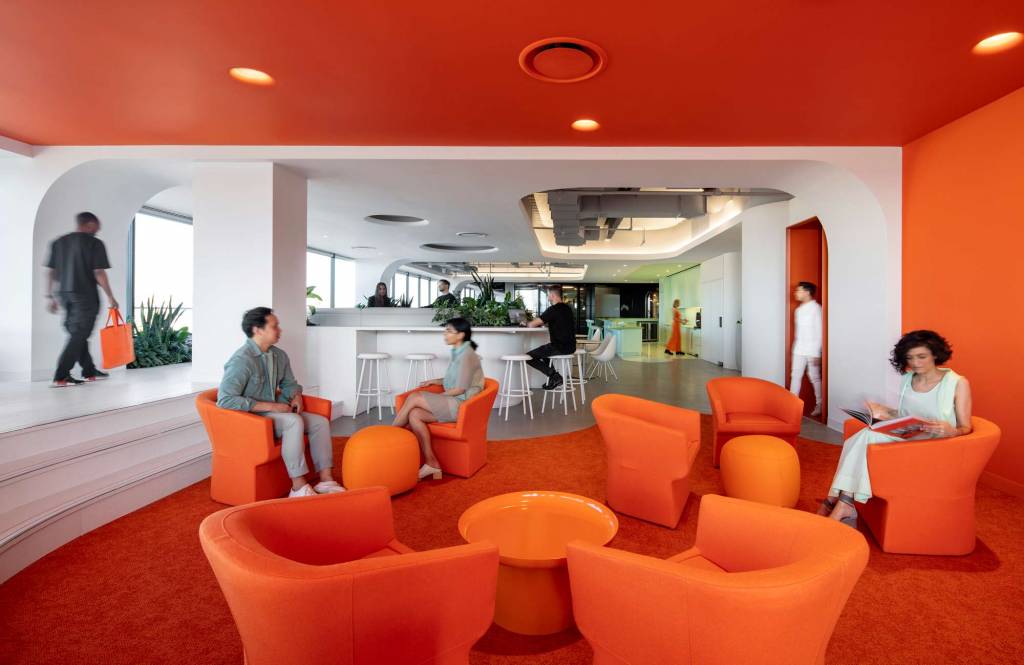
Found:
<box><xmin>829</xmin><ymin>369</ymin><xmax>961</xmax><ymax>503</ymax></box>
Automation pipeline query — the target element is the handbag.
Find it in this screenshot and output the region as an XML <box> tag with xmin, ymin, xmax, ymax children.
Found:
<box><xmin>100</xmin><ymin>307</ymin><xmax>135</xmax><ymax>369</ymax></box>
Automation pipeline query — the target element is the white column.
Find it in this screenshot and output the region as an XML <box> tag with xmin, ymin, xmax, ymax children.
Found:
<box><xmin>192</xmin><ymin>163</ymin><xmax>307</xmax><ymax>383</ymax></box>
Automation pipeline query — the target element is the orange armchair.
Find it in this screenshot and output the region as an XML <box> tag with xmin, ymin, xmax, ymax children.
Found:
<box><xmin>199</xmin><ymin>486</ymin><xmax>499</xmax><ymax>665</ymax></box>
<box><xmin>196</xmin><ymin>388</ymin><xmax>333</xmax><ymax>505</ymax></box>
<box><xmin>567</xmin><ymin>494</ymin><xmax>868</xmax><ymax>665</ymax></box>
<box><xmin>394</xmin><ymin>378</ymin><xmax>498</xmax><ymax>477</ymax></box>
<box><xmin>707</xmin><ymin>377</ymin><xmax>803</xmax><ymax>467</ymax></box>
<box><xmin>592</xmin><ymin>394</ymin><xmax>701</xmax><ymax>528</ymax></box>
<box><xmin>842</xmin><ymin>417</ymin><xmax>1001</xmax><ymax>555</ymax></box>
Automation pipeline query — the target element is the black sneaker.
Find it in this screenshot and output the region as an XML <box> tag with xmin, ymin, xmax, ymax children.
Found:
<box><xmin>83</xmin><ymin>370</ymin><xmax>110</xmax><ymax>382</ymax></box>
<box><xmin>544</xmin><ymin>374</ymin><xmax>564</xmax><ymax>390</ymax></box>
<box><xmin>51</xmin><ymin>377</ymin><xmax>85</xmax><ymax>388</ymax></box>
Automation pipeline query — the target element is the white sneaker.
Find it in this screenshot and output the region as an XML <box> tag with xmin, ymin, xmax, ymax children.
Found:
<box><xmin>288</xmin><ymin>484</ymin><xmax>317</xmax><ymax>498</ymax></box>
<box><xmin>418</xmin><ymin>464</ymin><xmax>442</xmax><ymax>481</ymax></box>
<box><xmin>810</xmin><ymin>403</ymin><xmax>822</xmax><ymax>417</ymax></box>
<box><xmin>314</xmin><ymin>480</ymin><xmax>346</xmax><ymax>494</ymax></box>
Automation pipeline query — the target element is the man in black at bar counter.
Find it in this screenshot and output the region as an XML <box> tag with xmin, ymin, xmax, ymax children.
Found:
<box><xmin>44</xmin><ymin>212</ymin><xmax>119</xmax><ymax>387</ymax></box>
<box><xmin>522</xmin><ymin>284</ymin><xmax>576</xmax><ymax>390</ymax></box>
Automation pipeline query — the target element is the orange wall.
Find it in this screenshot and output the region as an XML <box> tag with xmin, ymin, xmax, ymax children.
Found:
<box><xmin>903</xmin><ymin>85</ymin><xmax>1024</xmax><ymax>496</ymax></box>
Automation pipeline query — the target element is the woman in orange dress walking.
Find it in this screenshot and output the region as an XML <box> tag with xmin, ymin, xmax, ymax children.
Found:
<box><xmin>665</xmin><ymin>299</ymin><xmax>687</xmax><ymax>356</ymax></box>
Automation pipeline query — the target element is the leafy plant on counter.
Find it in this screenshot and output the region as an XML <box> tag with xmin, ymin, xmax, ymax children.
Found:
<box><xmin>432</xmin><ymin>291</ymin><xmax>531</xmax><ymax>327</ymax></box>
<box><xmin>128</xmin><ymin>297</ymin><xmax>192</xmax><ymax>369</ymax></box>
<box><xmin>356</xmin><ymin>294</ymin><xmax>400</xmax><ymax>309</ymax></box>
<box><xmin>306</xmin><ymin>285</ymin><xmax>323</xmax><ymax>325</ymax></box>
<box><xmin>469</xmin><ymin>268</ymin><xmax>496</xmax><ymax>302</ymax></box>
<box><xmin>396</xmin><ymin>293</ymin><xmax>414</xmax><ymax>308</ymax></box>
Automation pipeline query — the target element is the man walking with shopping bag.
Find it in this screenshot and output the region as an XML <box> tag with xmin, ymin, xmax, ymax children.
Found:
<box><xmin>45</xmin><ymin>212</ymin><xmax>120</xmax><ymax>387</ymax></box>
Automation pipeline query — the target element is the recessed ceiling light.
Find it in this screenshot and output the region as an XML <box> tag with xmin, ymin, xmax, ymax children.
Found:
<box><xmin>571</xmin><ymin>119</ymin><xmax>600</xmax><ymax>132</ymax></box>
<box><xmin>973</xmin><ymin>32</ymin><xmax>1023</xmax><ymax>54</ymax></box>
<box><xmin>456</xmin><ymin>232</ymin><xmax>489</xmax><ymax>238</ymax></box>
<box><xmin>351</xmin><ymin>246</ymin><xmax>377</xmax><ymax>250</ymax></box>
<box><xmin>229</xmin><ymin>67</ymin><xmax>274</xmax><ymax>86</ymax></box>
<box><xmin>364</xmin><ymin>214</ymin><xmax>429</xmax><ymax>226</ymax></box>
<box><xmin>420</xmin><ymin>243</ymin><xmax>499</xmax><ymax>253</ymax></box>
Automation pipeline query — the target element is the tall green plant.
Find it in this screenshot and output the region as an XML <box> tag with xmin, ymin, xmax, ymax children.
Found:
<box><xmin>469</xmin><ymin>268</ymin><xmax>496</xmax><ymax>302</ymax></box>
<box><xmin>128</xmin><ymin>297</ymin><xmax>192</xmax><ymax>369</ymax></box>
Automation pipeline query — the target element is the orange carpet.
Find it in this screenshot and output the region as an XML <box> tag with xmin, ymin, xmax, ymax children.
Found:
<box><xmin>1</xmin><ymin>417</ymin><xmax>1022</xmax><ymax>665</ymax></box>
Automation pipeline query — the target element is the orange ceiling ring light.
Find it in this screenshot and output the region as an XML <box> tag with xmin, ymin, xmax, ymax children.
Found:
<box><xmin>519</xmin><ymin>37</ymin><xmax>607</xmax><ymax>83</ymax></box>
<box><xmin>972</xmin><ymin>31</ymin><xmax>1023</xmax><ymax>54</ymax></box>
<box><xmin>228</xmin><ymin>67</ymin><xmax>275</xmax><ymax>85</ymax></box>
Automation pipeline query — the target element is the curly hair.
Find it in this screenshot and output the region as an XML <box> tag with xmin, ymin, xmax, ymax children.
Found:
<box><xmin>890</xmin><ymin>329</ymin><xmax>952</xmax><ymax>372</ymax></box>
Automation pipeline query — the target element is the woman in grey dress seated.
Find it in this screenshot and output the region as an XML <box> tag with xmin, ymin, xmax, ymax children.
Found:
<box><xmin>392</xmin><ymin>317</ymin><xmax>484</xmax><ymax>480</ymax></box>
<box><xmin>821</xmin><ymin>330</ymin><xmax>973</xmax><ymax>527</ymax></box>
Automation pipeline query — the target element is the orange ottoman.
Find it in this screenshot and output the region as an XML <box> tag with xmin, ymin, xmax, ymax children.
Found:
<box><xmin>341</xmin><ymin>425</ymin><xmax>419</xmax><ymax>496</ymax></box>
<box><xmin>720</xmin><ymin>435</ymin><xmax>800</xmax><ymax>507</ymax></box>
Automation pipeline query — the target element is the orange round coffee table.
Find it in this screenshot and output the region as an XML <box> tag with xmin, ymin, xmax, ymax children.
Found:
<box><xmin>458</xmin><ymin>491</ymin><xmax>619</xmax><ymax>635</ymax></box>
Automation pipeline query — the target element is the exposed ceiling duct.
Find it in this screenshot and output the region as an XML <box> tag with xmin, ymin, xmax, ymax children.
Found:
<box><xmin>529</xmin><ymin>187</ymin><xmax>792</xmax><ymax>247</ymax></box>
<box><xmin>545</xmin><ymin>189</ymin><xmax>708</xmax><ymax>246</ymax></box>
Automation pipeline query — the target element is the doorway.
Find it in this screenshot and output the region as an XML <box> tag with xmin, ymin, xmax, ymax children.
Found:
<box><xmin>786</xmin><ymin>217</ymin><xmax>828</xmax><ymax>422</ymax></box>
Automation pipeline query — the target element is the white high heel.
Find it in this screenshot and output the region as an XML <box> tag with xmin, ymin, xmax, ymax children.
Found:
<box><xmin>418</xmin><ymin>463</ymin><xmax>442</xmax><ymax>480</ymax></box>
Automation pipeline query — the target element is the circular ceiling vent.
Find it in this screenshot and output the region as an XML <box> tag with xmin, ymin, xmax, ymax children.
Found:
<box><xmin>518</xmin><ymin>37</ymin><xmax>607</xmax><ymax>83</ymax></box>
<box><xmin>420</xmin><ymin>243</ymin><xmax>498</xmax><ymax>253</ymax></box>
<box><xmin>364</xmin><ymin>214</ymin><xmax>429</xmax><ymax>226</ymax></box>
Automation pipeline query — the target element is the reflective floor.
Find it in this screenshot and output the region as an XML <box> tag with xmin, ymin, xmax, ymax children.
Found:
<box><xmin>333</xmin><ymin>344</ymin><xmax>842</xmax><ymax>444</ymax></box>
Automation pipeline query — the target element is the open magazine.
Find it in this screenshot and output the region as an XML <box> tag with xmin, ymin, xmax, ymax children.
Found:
<box><xmin>841</xmin><ymin>406</ymin><xmax>929</xmax><ymax>439</ymax></box>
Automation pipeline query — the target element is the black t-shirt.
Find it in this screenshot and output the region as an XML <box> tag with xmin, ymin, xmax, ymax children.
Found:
<box><xmin>45</xmin><ymin>232</ymin><xmax>110</xmax><ymax>295</ymax></box>
<box><xmin>540</xmin><ymin>302</ymin><xmax>577</xmax><ymax>352</ymax></box>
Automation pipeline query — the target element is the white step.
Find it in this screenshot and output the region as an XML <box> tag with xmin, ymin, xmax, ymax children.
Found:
<box><xmin>0</xmin><ymin>392</ymin><xmax>201</xmax><ymax>467</ymax></box>
<box><xmin>0</xmin><ymin>391</ymin><xmax>214</xmax><ymax>583</ymax></box>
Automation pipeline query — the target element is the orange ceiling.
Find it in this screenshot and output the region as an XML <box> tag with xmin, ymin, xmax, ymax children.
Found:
<box><xmin>1</xmin><ymin>1</ymin><xmax>1022</xmax><ymax>147</ymax></box>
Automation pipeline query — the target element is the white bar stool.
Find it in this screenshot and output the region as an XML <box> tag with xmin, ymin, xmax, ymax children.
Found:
<box><xmin>569</xmin><ymin>349</ymin><xmax>588</xmax><ymax>404</ymax></box>
<box><xmin>355</xmin><ymin>352</ymin><xmax>393</xmax><ymax>420</ymax></box>
<box><xmin>541</xmin><ymin>354</ymin><xmax>577</xmax><ymax>416</ymax></box>
<box><xmin>404</xmin><ymin>353</ymin><xmax>437</xmax><ymax>390</ymax></box>
<box><xmin>498</xmin><ymin>354</ymin><xmax>534</xmax><ymax>421</ymax></box>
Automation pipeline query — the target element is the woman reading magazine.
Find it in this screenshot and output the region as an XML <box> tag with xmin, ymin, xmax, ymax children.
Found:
<box><xmin>821</xmin><ymin>330</ymin><xmax>973</xmax><ymax>527</ymax></box>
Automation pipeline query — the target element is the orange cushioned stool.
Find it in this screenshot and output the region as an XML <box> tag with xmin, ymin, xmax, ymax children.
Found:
<box><xmin>341</xmin><ymin>425</ymin><xmax>419</xmax><ymax>496</ymax></box>
<box><xmin>720</xmin><ymin>435</ymin><xmax>800</xmax><ymax>507</ymax></box>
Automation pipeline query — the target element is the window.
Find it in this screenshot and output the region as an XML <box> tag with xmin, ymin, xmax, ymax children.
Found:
<box><xmin>420</xmin><ymin>277</ymin><xmax>431</xmax><ymax>307</ymax></box>
<box><xmin>333</xmin><ymin>257</ymin><xmax>355</xmax><ymax>308</ymax></box>
<box><xmin>306</xmin><ymin>251</ymin><xmax>332</xmax><ymax>310</ymax></box>
<box><xmin>132</xmin><ymin>212</ymin><xmax>194</xmax><ymax>331</ymax></box>
<box><xmin>394</xmin><ymin>272</ymin><xmax>407</xmax><ymax>304</ymax></box>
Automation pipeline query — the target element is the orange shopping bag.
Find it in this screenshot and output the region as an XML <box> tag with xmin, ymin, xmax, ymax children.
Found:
<box><xmin>100</xmin><ymin>307</ymin><xmax>135</xmax><ymax>369</ymax></box>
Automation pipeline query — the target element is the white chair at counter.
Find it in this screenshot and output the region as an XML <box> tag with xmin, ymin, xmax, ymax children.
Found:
<box><xmin>355</xmin><ymin>352</ymin><xmax>394</xmax><ymax>420</ymax></box>
<box><xmin>541</xmin><ymin>354</ymin><xmax>577</xmax><ymax>416</ymax></box>
<box><xmin>404</xmin><ymin>353</ymin><xmax>437</xmax><ymax>391</ymax></box>
<box><xmin>587</xmin><ymin>335</ymin><xmax>618</xmax><ymax>381</ymax></box>
<box><xmin>497</xmin><ymin>354</ymin><xmax>534</xmax><ymax>421</ymax></box>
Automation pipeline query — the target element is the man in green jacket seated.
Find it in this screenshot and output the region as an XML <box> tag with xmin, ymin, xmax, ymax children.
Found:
<box><xmin>218</xmin><ymin>307</ymin><xmax>345</xmax><ymax>498</ymax></box>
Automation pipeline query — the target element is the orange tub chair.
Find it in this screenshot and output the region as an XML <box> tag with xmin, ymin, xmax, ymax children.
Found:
<box><xmin>591</xmin><ymin>394</ymin><xmax>701</xmax><ymax>528</ymax></box>
<box><xmin>196</xmin><ymin>388</ymin><xmax>335</xmax><ymax>505</ymax></box>
<box><xmin>394</xmin><ymin>378</ymin><xmax>498</xmax><ymax>477</ymax></box>
<box><xmin>707</xmin><ymin>377</ymin><xmax>803</xmax><ymax>467</ymax></box>
<box><xmin>567</xmin><ymin>494</ymin><xmax>869</xmax><ymax>665</ymax></box>
<box><xmin>199</xmin><ymin>486</ymin><xmax>499</xmax><ymax>665</ymax></box>
<box><xmin>843</xmin><ymin>416</ymin><xmax>1001</xmax><ymax>555</ymax></box>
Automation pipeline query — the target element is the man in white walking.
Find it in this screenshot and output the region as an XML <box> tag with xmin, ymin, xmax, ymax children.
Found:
<box><xmin>790</xmin><ymin>281</ymin><xmax>823</xmax><ymax>416</ymax></box>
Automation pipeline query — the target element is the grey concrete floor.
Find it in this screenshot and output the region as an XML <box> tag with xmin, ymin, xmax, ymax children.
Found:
<box><xmin>331</xmin><ymin>344</ymin><xmax>841</xmax><ymax>445</ymax></box>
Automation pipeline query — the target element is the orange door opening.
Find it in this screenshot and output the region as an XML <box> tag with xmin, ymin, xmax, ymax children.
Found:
<box><xmin>786</xmin><ymin>218</ymin><xmax>828</xmax><ymax>422</ymax></box>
